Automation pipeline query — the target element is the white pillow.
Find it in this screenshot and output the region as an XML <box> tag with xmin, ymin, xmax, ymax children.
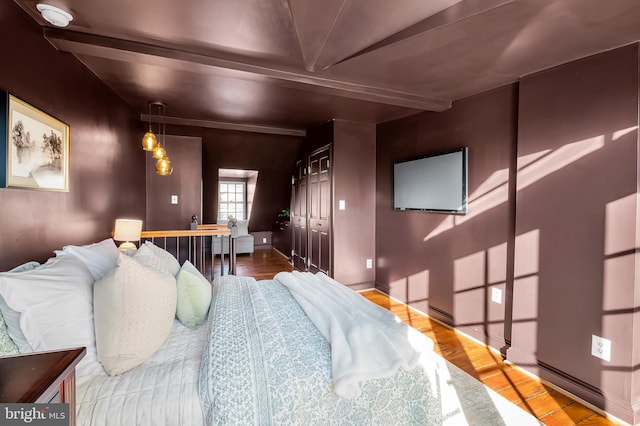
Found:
<box><xmin>176</xmin><ymin>260</ymin><xmax>211</xmax><ymax>329</ymax></box>
<box><xmin>0</xmin><ymin>255</ymin><xmax>95</xmax><ymax>353</ymax></box>
<box><xmin>133</xmin><ymin>241</ymin><xmax>180</xmax><ymax>277</ymax></box>
<box><xmin>94</xmin><ymin>254</ymin><xmax>177</xmax><ymax>376</ymax></box>
<box><xmin>235</xmin><ymin>220</ymin><xmax>249</xmax><ymax>236</ymax></box>
<box><xmin>55</xmin><ymin>238</ymin><xmax>120</xmax><ymax>281</ymax></box>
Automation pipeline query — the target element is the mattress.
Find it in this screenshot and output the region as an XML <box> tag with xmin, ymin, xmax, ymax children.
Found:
<box><xmin>75</xmin><ymin>319</ymin><xmax>207</xmax><ymax>426</ymax></box>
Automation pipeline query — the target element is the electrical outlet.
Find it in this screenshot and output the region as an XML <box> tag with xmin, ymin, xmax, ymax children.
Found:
<box><xmin>491</xmin><ymin>287</ymin><xmax>502</xmax><ymax>304</ymax></box>
<box><xmin>171</xmin><ymin>195</ymin><xmax>178</xmax><ymax>204</ymax></box>
<box><xmin>262</xmin><ymin>237</ymin><xmax>267</xmax><ymax>244</ymax></box>
<box><xmin>591</xmin><ymin>335</ymin><xmax>611</xmax><ymax>361</ymax></box>
<box><xmin>366</xmin><ymin>258</ymin><xmax>373</xmax><ymax>269</ymax></box>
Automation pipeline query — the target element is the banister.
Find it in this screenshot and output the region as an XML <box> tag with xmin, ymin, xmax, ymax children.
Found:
<box><xmin>141</xmin><ymin>229</ymin><xmax>230</xmax><ymax>238</ymax></box>
<box><xmin>139</xmin><ymin>228</ymin><xmax>235</xmax><ymax>278</ymax></box>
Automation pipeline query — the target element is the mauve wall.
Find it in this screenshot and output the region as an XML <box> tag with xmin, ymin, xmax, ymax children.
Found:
<box><xmin>145</xmin><ymin>136</ymin><xmax>202</xmax><ymax>230</ymax></box>
<box><xmin>376</xmin><ymin>85</ymin><xmax>518</xmax><ymax>350</ymax></box>
<box><xmin>333</xmin><ymin>120</ymin><xmax>376</xmax><ymax>287</ymax></box>
<box><xmin>199</xmin><ymin>128</ymin><xmax>302</xmax><ymax>233</ymax></box>
<box><xmin>376</xmin><ymin>44</ymin><xmax>640</xmax><ymax>423</ymax></box>
<box><xmin>511</xmin><ymin>45</ymin><xmax>639</xmax><ymax>422</ymax></box>
<box><xmin>0</xmin><ymin>3</ymin><xmax>144</xmax><ymax>270</ymax></box>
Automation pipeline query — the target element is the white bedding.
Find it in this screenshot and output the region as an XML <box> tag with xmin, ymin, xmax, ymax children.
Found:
<box><xmin>75</xmin><ymin>319</ymin><xmax>207</xmax><ymax>426</ymax></box>
<box><xmin>275</xmin><ymin>271</ymin><xmax>434</xmax><ymax>398</ymax></box>
<box><xmin>200</xmin><ymin>275</ymin><xmax>441</xmax><ymax>425</ymax></box>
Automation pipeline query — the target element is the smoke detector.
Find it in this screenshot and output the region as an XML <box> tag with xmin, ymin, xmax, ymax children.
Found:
<box><xmin>36</xmin><ymin>4</ymin><xmax>73</xmax><ymax>27</ymax></box>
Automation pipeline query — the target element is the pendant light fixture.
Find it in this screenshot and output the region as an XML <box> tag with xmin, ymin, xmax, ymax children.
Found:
<box><xmin>154</xmin><ymin>103</ymin><xmax>173</xmax><ymax>176</ymax></box>
<box><xmin>141</xmin><ymin>102</ymin><xmax>158</xmax><ymax>151</ymax></box>
<box><xmin>142</xmin><ymin>102</ymin><xmax>173</xmax><ymax>176</ymax></box>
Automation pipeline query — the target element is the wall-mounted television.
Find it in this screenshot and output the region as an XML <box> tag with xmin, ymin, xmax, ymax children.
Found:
<box><xmin>393</xmin><ymin>147</ymin><xmax>468</xmax><ymax>214</ymax></box>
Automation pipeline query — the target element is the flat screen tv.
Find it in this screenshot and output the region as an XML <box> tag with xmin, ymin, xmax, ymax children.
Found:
<box><xmin>393</xmin><ymin>147</ymin><xmax>468</xmax><ymax>214</ymax></box>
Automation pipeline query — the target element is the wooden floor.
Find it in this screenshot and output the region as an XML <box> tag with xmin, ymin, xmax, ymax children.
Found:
<box><xmin>228</xmin><ymin>247</ymin><xmax>622</xmax><ymax>426</ymax></box>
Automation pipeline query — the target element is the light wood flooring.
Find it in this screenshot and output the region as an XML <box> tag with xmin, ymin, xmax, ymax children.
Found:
<box><xmin>223</xmin><ymin>247</ymin><xmax>623</xmax><ymax>426</ymax></box>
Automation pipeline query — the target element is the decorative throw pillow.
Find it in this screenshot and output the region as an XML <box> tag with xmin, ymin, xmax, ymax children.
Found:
<box><xmin>0</xmin><ymin>255</ymin><xmax>95</xmax><ymax>354</ymax></box>
<box><xmin>8</xmin><ymin>261</ymin><xmax>40</xmax><ymax>273</ymax></box>
<box><xmin>55</xmin><ymin>238</ymin><xmax>120</xmax><ymax>281</ymax></box>
<box><xmin>0</xmin><ymin>311</ymin><xmax>19</xmax><ymax>356</ymax></box>
<box><xmin>94</xmin><ymin>253</ymin><xmax>177</xmax><ymax>376</ymax></box>
<box><xmin>176</xmin><ymin>260</ymin><xmax>212</xmax><ymax>329</ymax></box>
<box><xmin>133</xmin><ymin>241</ymin><xmax>180</xmax><ymax>277</ymax></box>
<box><xmin>235</xmin><ymin>220</ymin><xmax>249</xmax><ymax>236</ymax></box>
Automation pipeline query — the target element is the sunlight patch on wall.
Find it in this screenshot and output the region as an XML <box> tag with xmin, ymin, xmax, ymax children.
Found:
<box><xmin>470</xmin><ymin>168</ymin><xmax>510</xmax><ymax>201</ymax></box>
<box><xmin>452</xmin><ymin>242</ymin><xmax>507</xmax><ymax>334</ymax></box>
<box><xmin>423</xmin><ymin>216</ymin><xmax>455</xmax><ymax>241</ymax></box>
<box><xmin>601</xmin><ymin>193</ymin><xmax>638</xmax><ymax>375</ymax></box>
<box><xmin>612</xmin><ymin>126</ymin><xmax>638</xmax><ymax>141</ymax></box>
<box><xmin>389</xmin><ymin>276</ymin><xmax>408</xmax><ymax>301</ymax></box>
<box><xmin>454</xmin><ymin>251</ymin><xmax>486</xmax><ymax>292</ymax></box>
<box><xmin>423</xmin><ymin>133</ymin><xmax>608</xmax><ymax>242</ymax></box>
<box><xmin>510</xmin><ymin>275</ymin><xmax>539</xmax><ymax>352</ymax></box>
<box><xmin>454</xmin><ymin>287</ymin><xmax>485</xmax><ymax>328</ymax></box>
<box><xmin>517</xmin><ymin>149</ymin><xmax>552</xmax><ymax>169</ymax></box>
<box><xmin>408</xmin><ymin>270</ymin><xmax>429</xmax><ymax>313</ymax></box>
<box><xmin>514</xmin><ymin>229</ymin><xmax>540</xmax><ymax>277</ymax></box>
<box><xmin>389</xmin><ymin>269</ymin><xmax>430</xmax><ymax>308</ymax></box>
<box><xmin>510</xmin><ymin>229</ymin><xmax>540</xmax><ymax>358</ymax></box>
<box><xmin>488</xmin><ymin>242</ymin><xmax>508</xmax><ymax>284</ymax></box>
<box><xmin>516</xmin><ymin>135</ymin><xmax>604</xmax><ymax>192</ymax></box>
<box><xmin>604</xmin><ymin>193</ymin><xmax>637</xmax><ymax>256</ymax></box>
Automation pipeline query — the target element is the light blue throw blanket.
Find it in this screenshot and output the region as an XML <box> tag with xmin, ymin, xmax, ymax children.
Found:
<box><xmin>199</xmin><ymin>275</ymin><xmax>440</xmax><ymax>425</ymax></box>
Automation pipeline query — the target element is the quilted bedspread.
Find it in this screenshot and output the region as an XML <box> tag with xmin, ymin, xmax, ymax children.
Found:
<box><xmin>199</xmin><ymin>275</ymin><xmax>442</xmax><ymax>425</ymax></box>
<box><xmin>76</xmin><ymin>320</ymin><xmax>207</xmax><ymax>426</ymax></box>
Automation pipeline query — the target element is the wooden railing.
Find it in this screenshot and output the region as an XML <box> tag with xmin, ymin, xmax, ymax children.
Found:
<box><xmin>196</xmin><ymin>224</ymin><xmax>239</xmax><ymax>275</ymax></box>
<box><xmin>140</xmin><ymin>228</ymin><xmax>233</xmax><ymax>279</ymax></box>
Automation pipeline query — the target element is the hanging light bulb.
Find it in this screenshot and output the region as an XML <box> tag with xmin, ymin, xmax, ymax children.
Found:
<box><xmin>155</xmin><ymin>105</ymin><xmax>173</xmax><ymax>176</ymax></box>
<box><xmin>152</xmin><ymin>143</ymin><xmax>165</xmax><ymax>160</ymax></box>
<box><xmin>156</xmin><ymin>155</ymin><xmax>173</xmax><ymax>176</ymax></box>
<box><xmin>141</xmin><ymin>103</ymin><xmax>157</xmax><ymax>151</ymax></box>
<box><xmin>142</xmin><ymin>126</ymin><xmax>157</xmax><ymax>151</ymax></box>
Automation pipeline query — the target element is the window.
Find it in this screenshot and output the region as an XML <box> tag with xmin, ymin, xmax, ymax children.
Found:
<box><xmin>218</xmin><ymin>181</ymin><xmax>246</xmax><ymax>220</ymax></box>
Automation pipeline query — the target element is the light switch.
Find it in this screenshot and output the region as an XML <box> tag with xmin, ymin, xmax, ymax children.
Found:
<box><xmin>339</xmin><ymin>200</ymin><xmax>346</xmax><ymax>210</ymax></box>
<box><xmin>171</xmin><ymin>195</ymin><xmax>178</xmax><ymax>204</ymax></box>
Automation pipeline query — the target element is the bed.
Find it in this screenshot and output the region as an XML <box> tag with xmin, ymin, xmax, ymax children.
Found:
<box><xmin>0</xmin><ymin>238</ymin><xmax>541</xmax><ymax>425</ymax></box>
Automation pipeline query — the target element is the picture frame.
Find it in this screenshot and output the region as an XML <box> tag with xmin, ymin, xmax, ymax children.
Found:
<box><xmin>0</xmin><ymin>91</ymin><xmax>70</xmax><ymax>191</ymax></box>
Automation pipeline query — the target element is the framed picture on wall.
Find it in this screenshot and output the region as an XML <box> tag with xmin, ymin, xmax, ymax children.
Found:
<box><xmin>0</xmin><ymin>92</ymin><xmax>70</xmax><ymax>191</ymax></box>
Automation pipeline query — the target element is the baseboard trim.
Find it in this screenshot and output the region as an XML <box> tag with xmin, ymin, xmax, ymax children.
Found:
<box><xmin>346</xmin><ymin>281</ymin><xmax>374</xmax><ymax>291</ymax></box>
<box><xmin>371</xmin><ymin>288</ymin><xmax>634</xmax><ymax>425</ymax></box>
<box><xmin>272</xmin><ymin>247</ymin><xmax>292</xmax><ymax>262</ymax></box>
<box><xmin>534</xmin><ymin>360</ymin><xmax>633</xmax><ymax>425</ymax></box>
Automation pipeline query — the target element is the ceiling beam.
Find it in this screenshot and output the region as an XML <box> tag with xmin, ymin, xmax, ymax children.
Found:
<box><xmin>44</xmin><ymin>28</ymin><xmax>451</xmax><ymax>112</ymax></box>
<box><xmin>336</xmin><ymin>0</ymin><xmax>515</xmax><ymax>65</ymax></box>
<box><xmin>141</xmin><ymin>114</ymin><xmax>306</xmax><ymax>137</ymax></box>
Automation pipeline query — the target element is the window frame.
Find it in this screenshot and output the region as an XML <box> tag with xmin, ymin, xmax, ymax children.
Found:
<box><xmin>218</xmin><ymin>180</ymin><xmax>247</xmax><ymax>221</ymax></box>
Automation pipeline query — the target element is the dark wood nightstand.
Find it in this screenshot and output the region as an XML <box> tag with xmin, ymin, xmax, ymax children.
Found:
<box><xmin>0</xmin><ymin>347</ymin><xmax>86</xmax><ymax>426</ymax></box>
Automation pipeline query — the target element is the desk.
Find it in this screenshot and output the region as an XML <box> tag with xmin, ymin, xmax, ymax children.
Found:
<box><xmin>0</xmin><ymin>347</ymin><xmax>86</xmax><ymax>425</ymax></box>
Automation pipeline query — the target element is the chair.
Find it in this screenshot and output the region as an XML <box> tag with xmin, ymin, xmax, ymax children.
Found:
<box><xmin>211</xmin><ymin>220</ymin><xmax>254</xmax><ymax>255</ymax></box>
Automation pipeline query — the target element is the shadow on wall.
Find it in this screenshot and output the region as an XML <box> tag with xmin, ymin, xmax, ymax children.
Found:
<box><xmin>383</xmin><ymin>125</ymin><xmax>640</xmax><ymax>416</ymax></box>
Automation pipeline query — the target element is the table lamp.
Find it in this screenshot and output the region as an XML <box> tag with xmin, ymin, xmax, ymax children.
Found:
<box><xmin>113</xmin><ymin>219</ymin><xmax>143</xmax><ymax>254</ymax></box>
